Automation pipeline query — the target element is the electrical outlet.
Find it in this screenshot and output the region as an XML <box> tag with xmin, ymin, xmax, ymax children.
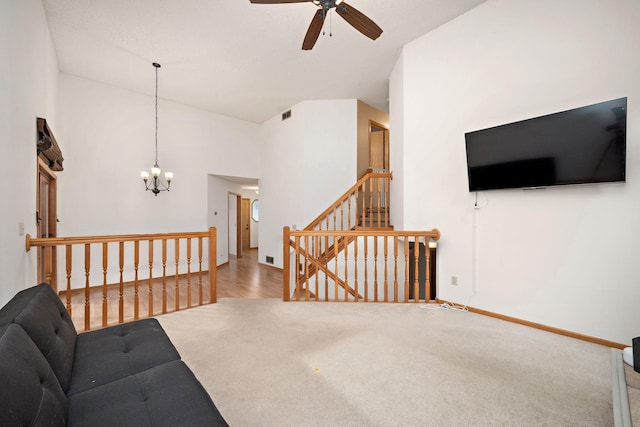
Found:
<box><xmin>451</xmin><ymin>275</ymin><xmax>458</xmax><ymax>286</ymax></box>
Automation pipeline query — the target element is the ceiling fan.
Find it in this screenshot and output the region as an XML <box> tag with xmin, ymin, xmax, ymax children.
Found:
<box><xmin>249</xmin><ymin>0</ymin><xmax>383</xmax><ymax>50</ymax></box>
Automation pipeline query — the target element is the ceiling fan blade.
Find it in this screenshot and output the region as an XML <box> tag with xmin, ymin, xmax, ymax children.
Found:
<box><xmin>249</xmin><ymin>0</ymin><xmax>310</xmax><ymax>3</ymax></box>
<box><xmin>335</xmin><ymin>2</ymin><xmax>382</xmax><ymax>41</ymax></box>
<box><xmin>302</xmin><ymin>9</ymin><xmax>326</xmax><ymax>50</ymax></box>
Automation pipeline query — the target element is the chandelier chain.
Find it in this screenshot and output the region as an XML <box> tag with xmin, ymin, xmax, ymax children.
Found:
<box><xmin>155</xmin><ymin>64</ymin><xmax>159</xmax><ymax>166</ymax></box>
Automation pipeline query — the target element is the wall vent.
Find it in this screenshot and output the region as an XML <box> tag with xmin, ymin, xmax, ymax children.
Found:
<box><xmin>281</xmin><ymin>110</ymin><xmax>292</xmax><ymax>121</ymax></box>
<box><xmin>266</xmin><ymin>256</ymin><xmax>274</xmax><ymax>264</ymax></box>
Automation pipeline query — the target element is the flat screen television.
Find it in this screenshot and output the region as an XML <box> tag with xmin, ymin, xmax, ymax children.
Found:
<box><xmin>465</xmin><ymin>97</ymin><xmax>627</xmax><ymax>192</ymax></box>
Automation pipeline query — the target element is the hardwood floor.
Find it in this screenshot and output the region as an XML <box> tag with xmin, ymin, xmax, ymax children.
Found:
<box><xmin>218</xmin><ymin>248</ymin><xmax>282</xmax><ymax>298</ymax></box>
<box><xmin>61</xmin><ymin>248</ymin><xmax>282</xmax><ymax>330</ymax></box>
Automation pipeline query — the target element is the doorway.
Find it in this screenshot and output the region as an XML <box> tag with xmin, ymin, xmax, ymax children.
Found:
<box><xmin>241</xmin><ymin>198</ymin><xmax>251</xmax><ymax>252</ymax></box>
<box><xmin>369</xmin><ymin>121</ymin><xmax>389</xmax><ymax>171</ymax></box>
<box><xmin>37</xmin><ymin>159</ymin><xmax>58</xmax><ymax>291</ymax></box>
<box><xmin>228</xmin><ymin>193</ymin><xmax>242</xmax><ymax>258</ymax></box>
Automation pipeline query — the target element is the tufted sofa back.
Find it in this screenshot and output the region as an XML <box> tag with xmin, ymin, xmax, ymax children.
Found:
<box><xmin>0</xmin><ymin>323</ymin><xmax>67</xmax><ymax>426</ymax></box>
<box><xmin>0</xmin><ymin>283</ymin><xmax>77</xmax><ymax>392</ymax></box>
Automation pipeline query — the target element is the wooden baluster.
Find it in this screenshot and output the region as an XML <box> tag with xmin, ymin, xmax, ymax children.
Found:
<box><xmin>314</xmin><ymin>236</ymin><xmax>319</xmax><ymax>300</ymax></box>
<box><xmin>175</xmin><ymin>238</ymin><xmax>180</xmax><ymax>311</ymax></box>
<box><xmin>334</xmin><ymin>232</ymin><xmax>339</xmax><ymax>302</ymax></box>
<box><xmin>333</xmin><ymin>208</ymin><xmax>337</xmax><ymax>231</ymax></box>
<box><xmin>424</xmin><ymin>236</ymin><xmax>431</xmax><ymax>303</ymax></box>
<box><xmin>119</xmin><ymin>241</ymin><xmax>124</xmax><ymax>324</ymax></box>
<box><xmin>324</xmin><ymin>233</ymin><xmax>329</xmax><ymax>301</ymax></box>
<box><xmin>384</xmin><ymin>178</ymin><xmax>390</xmax><ymax>227</ymax></box>
<box><xmin>101</xmin><ymin>242</ymin><xmax>108</xmax><ymax>327</ymax></box>
<box><xmin>368</xmin><ymin>177</ymin><xmax>374</xmax><ymax>228</ymax></box>
<box><xmin>354</xmin><ymin>235</ymin><xmax>359</xmax><ymax>302</ymax></box>
<box><xmin>340</xmin><ymin>201</ymin><xmax>344</xmax><ymax>231</ymax></box>
<box><xmin>198</xmin><ymin>237</ymin><xmax>203</xmax><ymax>305</ymax></box>
<box><xmin>353</xmin><ymin>191</ymin><xmax>357</xmax><ymax>229</ymax></box>
<box><xmin>44</xmin><ymin>245</ymin><xmax>53</xmax><ymax>286</ymax></box>
<box><xmin>283</xmin><ymin>227</ymin><xmax>290</xmax><ymax>302</ymax></box>
<box><xmin>347</xmin><ymin>193</ymin><xmax>352</xmax><ymax>229</ymax></box>
<box><xmin>148</xmin><ymin>239</ymin><xmax>154</xmax><ymax>317</ymax></box>
<box><xmin>187</xmin><ymin>237</ymin><xmax>192</xmax><ymax>308</ymax></box>
<box><xmin>295</xmin><ymin>235</ymin><xmax>300</xmax><ymax>301</ymax></box>
<box><xmin>304</xmin><ymin>235</ymin><xmax>309</xmax><ymax>301</ymax></box>
<box><xmin>208</xmin><ymin>227</ymin><xmax>217</xmax><ymax>304</ymax></box>
<box><xmin>373</xmin><ymin>236</ymin><xmax>378</xmax><ymax>302</ymax></box>
<box><xmin>360</xmin><ymin>183</ymin><xmax>366</xmax><ymax>228</ymax></box>
<box><xmin>404</xmin><ymin>238</ymin><xmax>410</xmax><ymax>302</ymax></box>
<box><xmin>383</xmin><ymin>235</ymin><xmax>389</xmax><ymax>302</ymax></box>
<box><xmin>413</xmin><ymin>236</ymin><xmax>420</xmax><ymax>303</ymax></box>
<box><xmin>393</xmin><ymin>236</ymin><xmax>399</xmax><ymax>302</ymax></box>
<box><xmin>363</xmin><ymin>236</ymin><xmax>369</xmax><ymax>302</ymax></box>
<box><xmin>377</xmin><ymin>178</ymin><xmax>382</xmax><ymax>228</ymax></box>
<box><xmin>134</xmin><ymin>240</ymin><xmax>140</xmax><ymax>320</ymax></box>
<box><xmin>343</xmin><ymin>234</ymin><xmax>349</xmax><ymax>302</ymax></box>
<box><xmin>84</xmin><ymin>244</ymin><xmax>91</xmax><ymax>331</ymax></box>
<box><xmin>65</xmin><ymin>245</ymin><xmax>72</xmax><ymax>316</ymax></box>
<box><xmin>162</xmin><ymin>239</ymin><xmax>167</xmax><ymax>314</ymax></box>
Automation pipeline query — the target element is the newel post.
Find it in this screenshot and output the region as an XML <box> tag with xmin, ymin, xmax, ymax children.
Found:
<box><xmin>209</xmin><ymin>227</ymin><xmax>217</xmax><ymax>303</ymax></box>
<box><xmin>283</xmin><ymin>226</ymin><xmax>290</xmax><ymax>302</ymax></box>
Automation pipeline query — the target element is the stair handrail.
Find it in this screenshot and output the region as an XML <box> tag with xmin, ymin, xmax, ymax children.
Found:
<box><xmin>305</xmin><ymin>171</ymin><xmax>392</xmax><ymax>231</ymax></box>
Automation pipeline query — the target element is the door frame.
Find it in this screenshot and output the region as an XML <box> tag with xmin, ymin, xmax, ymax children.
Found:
<box><xmin>37</xmin><ymin>157</ymin><xmax>58</xmax><ymax>291</ymax></box>
<box><xmin>228</xmin><ymin>193</ymin><xmax>242</xmax><ymax>258</ymax></box>
<box><xmin>369</xmin><ymin>120</ymin><xmax>390</xmax><ymax>171</ymax></box>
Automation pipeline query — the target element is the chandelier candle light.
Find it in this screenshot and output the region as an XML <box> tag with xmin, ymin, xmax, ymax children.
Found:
<box><xmin>141</xmin><ymin>62</ymin><xmax>173</xmax><ymax>196</ymax></box>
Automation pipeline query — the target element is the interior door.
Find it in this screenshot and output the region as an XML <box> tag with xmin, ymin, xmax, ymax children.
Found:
<box><xmin>241</xmin><ymin>198</ymin><xmax>250</xmax><ymax>252</ymax></box>
<box><xmin>37</xmin><ymin>160</ymin><xmax>57</xmax><ymax>291</ymax></box>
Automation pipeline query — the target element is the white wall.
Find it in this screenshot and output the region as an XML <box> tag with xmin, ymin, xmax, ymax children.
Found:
<box><xmin>0</xmin><ymin>0</ymin><xmax>59</xmax><ymax>305</ymax></box>
<box><xmin>54</xmin><ymin>74</ymin><xmax>260</xmax><ymax>287</ymax></box>
<box><xmin>258</xmin><ymin>100</ymin><xmax>358</xmax><ymax>268</ymax></box>
<box><xmin>56</xmin><ymin>74</ymin><xmax>260</xmax><ymax>236</ymax></box>
<box><xmin>394</xmin><ymin>0</ymin><xmax>640</xmax><ymax>344</ymax></box>
<box><xmin>389</xmin><ymin>51</ymin><xmax>405</xmax><ymax>231</ymax></box>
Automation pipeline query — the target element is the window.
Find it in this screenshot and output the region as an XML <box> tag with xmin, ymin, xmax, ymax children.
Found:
<box><xmin>251</xmin><ymin>200</ymin><xmax>259</xmax><ymax>222</ymax></box>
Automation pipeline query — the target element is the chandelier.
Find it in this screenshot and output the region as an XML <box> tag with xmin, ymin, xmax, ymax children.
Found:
<box><xmin>141</xmin><ymin>62</ymin><xmax>173</xmax><ymax>196</ymax></box>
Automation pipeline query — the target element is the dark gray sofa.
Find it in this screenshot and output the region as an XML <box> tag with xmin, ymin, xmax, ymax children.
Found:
<box><xmin>0</xmin><ymin>283</ymin><xmax>228</xmax><ymax>427</ymax></box>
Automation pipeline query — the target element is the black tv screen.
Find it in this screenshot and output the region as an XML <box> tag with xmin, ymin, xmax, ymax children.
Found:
<box><xmin>465</xmin><ymin>97</ymin><xmax>627</xmax><ymax>192</ymax></box>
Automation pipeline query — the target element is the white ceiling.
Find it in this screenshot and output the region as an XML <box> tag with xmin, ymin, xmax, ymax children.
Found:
<box><xmin>42</xmin><ymin>0</ymin><xmax>485</xmax><ymax>124</ymax></box>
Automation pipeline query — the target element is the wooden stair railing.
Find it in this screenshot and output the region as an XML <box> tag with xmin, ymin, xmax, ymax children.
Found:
<box><xmin>298</xmin><ymin>172</ymin><xmax>392</xmax><ymax>297</ymax></box>
<box><xmin>25</xmin><ymin>227</ymin><xmax>217</xmax><ymax>331</ymax></box>
<box><xmin>305</xmin><ymin>171</ymin><xmax>392</xmax><ymax>232</ymax></box>
<box><xmin>284</xmin><ymin>227</ymin><xmax>440</xmax><ymax>303</ymax></box>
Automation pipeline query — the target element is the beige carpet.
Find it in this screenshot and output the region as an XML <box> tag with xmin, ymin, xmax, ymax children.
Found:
<box><xmin>157</xmin><ymin>299</ymin><xmax>613</xmax><ymax>426</ymax></box>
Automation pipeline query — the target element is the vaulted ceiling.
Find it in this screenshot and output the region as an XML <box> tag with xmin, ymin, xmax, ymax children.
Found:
<box><xmin>43</xmin><ymin>0</ymin><xmax>486</xmax><ymax>124</ymax></box>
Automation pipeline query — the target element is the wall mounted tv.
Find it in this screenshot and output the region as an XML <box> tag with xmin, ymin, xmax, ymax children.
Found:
<box><xmin>465</xmin><ymin>97</ymin><xmax>627</xmax><ymax>192</ymax></box>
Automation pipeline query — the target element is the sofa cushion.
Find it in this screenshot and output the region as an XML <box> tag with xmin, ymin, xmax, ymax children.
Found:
<box><xmin>68</xmin><ymin>318</ymin><xmax>181</xmax><ymax>395</ymax></box>
<box><xmin>67</xmin><ymin>360</ymin><xmax>228</xmax><ymax>427</ymax></box>
<box><xmin>0</xmin><ymin>283</ymin><xmax>77</xmax><ymax>392</ymax></box>
<box><xmin>0</xmin><ymin>324</ymin><xmax>67</xmax><ymax>427</ymax></box>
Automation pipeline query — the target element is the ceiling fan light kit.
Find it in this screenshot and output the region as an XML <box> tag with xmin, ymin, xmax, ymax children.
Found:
<box><xmin>249</xmin><ymin>0</ymin><xmax>382</xmax><ymax>50</ymax></box>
